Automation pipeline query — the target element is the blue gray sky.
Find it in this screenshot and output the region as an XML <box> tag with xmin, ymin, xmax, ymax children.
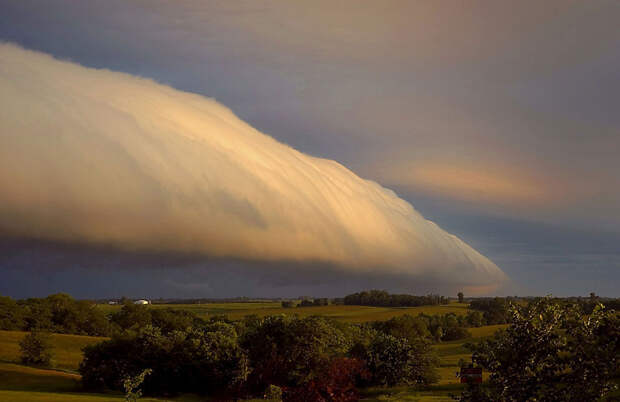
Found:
<box><xmin>1</xmin><ymin>0</ymin><xmax>619</xmax><ymax>298</ymax></box>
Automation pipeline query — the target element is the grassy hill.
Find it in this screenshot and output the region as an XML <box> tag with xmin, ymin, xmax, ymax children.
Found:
<box><xmin>0</xmin><ymin>331</ymin><xmax>107</xmax><ymax>371</ymax></box>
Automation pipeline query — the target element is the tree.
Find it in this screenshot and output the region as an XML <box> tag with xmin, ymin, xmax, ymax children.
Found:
<box><xmin>364</xmin><ymin>333</ymin><xmax>438</xmax><ymax>386</ymax></box>
<box><xmin>285</xmin><ymin>357</ymin><xmax>369</xmax><ymax>402</ymax></box>
<box><xmin>458</xmin><ymin>292</ymin><xmax>464</xmax><ymax>303</ymax></box>
<box><xmin>0</xmin><ymin>296</ymin><xmax>25</xmax><ymax>330</ymax></box>
<box><xmin>110</xmin><ymin>302</ymin><xmax>152</xmax><ymax>332</ymax></box>
<box><xmin>465</xmin><ymin>298</ymin><xmax>619</xmax><ymax>401</ymax></box>
<box><xmin>464</xmin><ymin>311</ymin><xmax>483</xmax><ymax>327</ymax></box>
<box><xmin>371</xmin><ymin>314</ymin><xmax>431</xmax><ymax>343</ymax></box>
<box><xmin>241</xmin><ymin>316</ymin><xmax>349</xmax><ymax>391</ymax></box>
<box><xmin>468</xmin><ymin>298</ymin><xmax>510</xmax><ymax>325</ymax></box>
<box><xmin>19</xmin><ymin>330</ymin><xmax>53</xmax><ymax>367</ymax></box>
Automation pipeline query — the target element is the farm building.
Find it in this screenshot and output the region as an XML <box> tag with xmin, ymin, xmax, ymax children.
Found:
<box><xmin>134</xmin><ymin>299</ymin><xmax>150</xmax><ymax>305</ymax></box>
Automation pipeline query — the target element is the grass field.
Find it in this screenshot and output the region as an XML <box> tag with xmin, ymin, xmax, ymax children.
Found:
<box><xmin>0</xmin><ymin>331</ymin><xmax>107</xmax><ymax>371</ymax></box>
<box><xmin>0</xmin><ymin>361</ymin><xmax>178</xmax><ymax>401</ymax></box>
<box><xmin>97</xmin><ymin>302</ymin><xmax>470</xmax><ymax>323</ymax></box>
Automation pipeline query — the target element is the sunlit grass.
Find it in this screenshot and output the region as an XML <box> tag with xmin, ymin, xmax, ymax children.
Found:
<box><xmin>97</xmin><ymin>302</ymin><xmax>470</xmax><ymax>323</ymax></box>
<box><xmin>0</xmin><ymin>331</ymin><xmax>106</xmax><ymax>371</ymax></box>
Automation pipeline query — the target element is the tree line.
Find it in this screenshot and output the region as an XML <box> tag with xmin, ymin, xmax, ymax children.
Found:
<box><xmin>0</xmin><ymin>294</ymin><xmax>201</xmax><ymax>337</ymax></box>
<box><xmin>343</xmin><ymin>290</ymin><xmax>449</xmax><ymax>307</ymax></box>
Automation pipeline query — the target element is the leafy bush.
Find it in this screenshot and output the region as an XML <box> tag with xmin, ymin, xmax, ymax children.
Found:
<box><xmin>264</xmin><ymin>384</ymin><xmax>283</xmax><ymax>401</ymax></box>
<box><xmin>19</xmin><ymin>330</ymin><xmax>53</xmax><ymax>367</ymax></box>
<box><xmin>441</xmin><ymin>326</ymin><xmax>471</xmax><ymax>341</ymax></box>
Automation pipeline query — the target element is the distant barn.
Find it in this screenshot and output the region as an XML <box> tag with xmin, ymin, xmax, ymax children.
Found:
<box><xmin>134</xmin><ymin>299</ymin><xmax>150</xmax><ymax>305</ymax></box>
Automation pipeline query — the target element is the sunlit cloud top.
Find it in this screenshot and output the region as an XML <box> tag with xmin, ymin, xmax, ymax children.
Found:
<box><xmin>0</xmin><ymin>43</ymin><xmax>507</xmax><ymax>291</ymax></box>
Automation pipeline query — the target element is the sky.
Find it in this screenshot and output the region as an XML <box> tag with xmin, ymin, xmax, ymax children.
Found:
<box><xmin>0</xmin><ymin>0</ymin><xmax>619</xmax><ymax>298</ymax></box>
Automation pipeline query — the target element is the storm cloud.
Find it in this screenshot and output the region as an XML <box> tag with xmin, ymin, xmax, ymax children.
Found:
<box><xmin>0</xmin><ymin>43</ymin><xmax>506</xmax><ymax>292</ymax></box>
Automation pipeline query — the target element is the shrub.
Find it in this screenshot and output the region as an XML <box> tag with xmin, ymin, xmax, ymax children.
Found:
<box><xmin>19</xmin><ymin>330</ymin><xmax>53</xmax><ymax>367</ymax></box>
<box><xmin>264</xmin><ymin>384</ymin><xmax>283</xmax><ymax>401</ymax></box>
<box><xmin>441</xmin><ymin>326</ymin><xmax>471</xmax><ymax>341</ymax></box>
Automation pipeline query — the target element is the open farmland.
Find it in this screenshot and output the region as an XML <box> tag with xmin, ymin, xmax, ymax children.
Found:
<box><xmin>97</xmin><ymin>302</ymin><xmax>470</xmax><ymax>323</ymax></box>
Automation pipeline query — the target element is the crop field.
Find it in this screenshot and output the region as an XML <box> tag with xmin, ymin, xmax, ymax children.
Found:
<box><xmin>0</xmin><ymin>307</ymin><xmax>503</xmax><ymax>402</ymax></box>
<box><xmin>97</xmin><ymin>302</ymin><xmax>470</xmax><ymax>323</ymax></box>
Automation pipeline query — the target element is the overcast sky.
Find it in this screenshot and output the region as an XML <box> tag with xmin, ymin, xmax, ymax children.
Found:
<box><xmin>1</xmin><ymin>0</ymin><xmax>619</xmax><ymax>298</ymax></box>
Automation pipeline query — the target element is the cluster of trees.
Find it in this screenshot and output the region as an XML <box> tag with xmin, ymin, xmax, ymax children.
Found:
<box><xmin>80</xmin><ymin>315</ymin><xmax>440</xmax><ymax>400</ymax></box>
<box><xmin>468</xmin><ymin>297</ymin><xmax>512</xmax><ymax>325</ymax></box>
<box><xmin>299</xmin><ymin>298</ymin><xmax>329</xmax><ymax>307</ymax></box>
<box><xmin>0</xmin><ymin>294</ymin><xmax>206</xmax><ymax>337</ymax></box>
<box><xmin>343</xmin><ymin>290</ymin><xmax>448</xmax><ymax>307</ymax></box>
<box><xmin>0</xmin><ymin>294</ymin><xmax>112</xmax><ymax>336</ymax></box>
<box><xmin>369</xmin><ymin>312</ymin><xmax>478</xmax><ymax>343</ymax></box>
<box><xmin>460</xmin><ymin>298</ymin><xmax>619</xmax><ymax>401</ymax></box>
<box><xmin>281</xmin><ymin>298</ymin><xmax>329</xmax><ymax>308</ymax></box>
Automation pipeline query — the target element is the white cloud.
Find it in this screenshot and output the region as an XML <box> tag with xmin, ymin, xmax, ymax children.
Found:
<box><xmin>0</xmin><ymin>43</ymin><xmax>507</xmax><ymax>291</ymax></box>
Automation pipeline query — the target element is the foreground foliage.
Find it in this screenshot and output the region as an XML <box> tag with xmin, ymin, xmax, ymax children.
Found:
<box><xmin>462</xmin><ymin>298</ymin><xmax>619</xmax><ymax>401</ymax></box>
<box><xmin>80</xmin><ymin>315</ymin><xmax>440</xmax><ymax>400</ymax></box>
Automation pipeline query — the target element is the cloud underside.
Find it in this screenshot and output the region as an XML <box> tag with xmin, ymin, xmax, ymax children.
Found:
<box><xmin>0</xmin><ymin>43</ymin><xmax>507</xmax><ymax>291</ymax></box>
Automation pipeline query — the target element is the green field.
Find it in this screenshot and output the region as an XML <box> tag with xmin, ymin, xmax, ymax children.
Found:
<box><xmin>0</xmin><ymin>331</ymin><xmax>107</xmax><ymax>371</ymax></box>
<box><xmin>0</xmin><ymin>362</ymin><xmax>172</xmax><ymax>401</ymax></box>
<box><xmin>0</xmin><ymin>304</ymin><xmax>501</xmax><ymax>401</ymax></box>
<box><xmin>98</xmin><ymin>302</ymin><xmax>470</xmax><ymax>323</ymax></box>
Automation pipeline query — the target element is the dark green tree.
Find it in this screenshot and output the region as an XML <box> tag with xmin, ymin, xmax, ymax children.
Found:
<box><xmin>364</xmin><ymin>333</ymin><xmax>438</xmax><ymax>386</ymax></box>
<box><xmin>0</xmin><ymin>296</ymin><xmax>25</xmax><ymax>330</ymax></box>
